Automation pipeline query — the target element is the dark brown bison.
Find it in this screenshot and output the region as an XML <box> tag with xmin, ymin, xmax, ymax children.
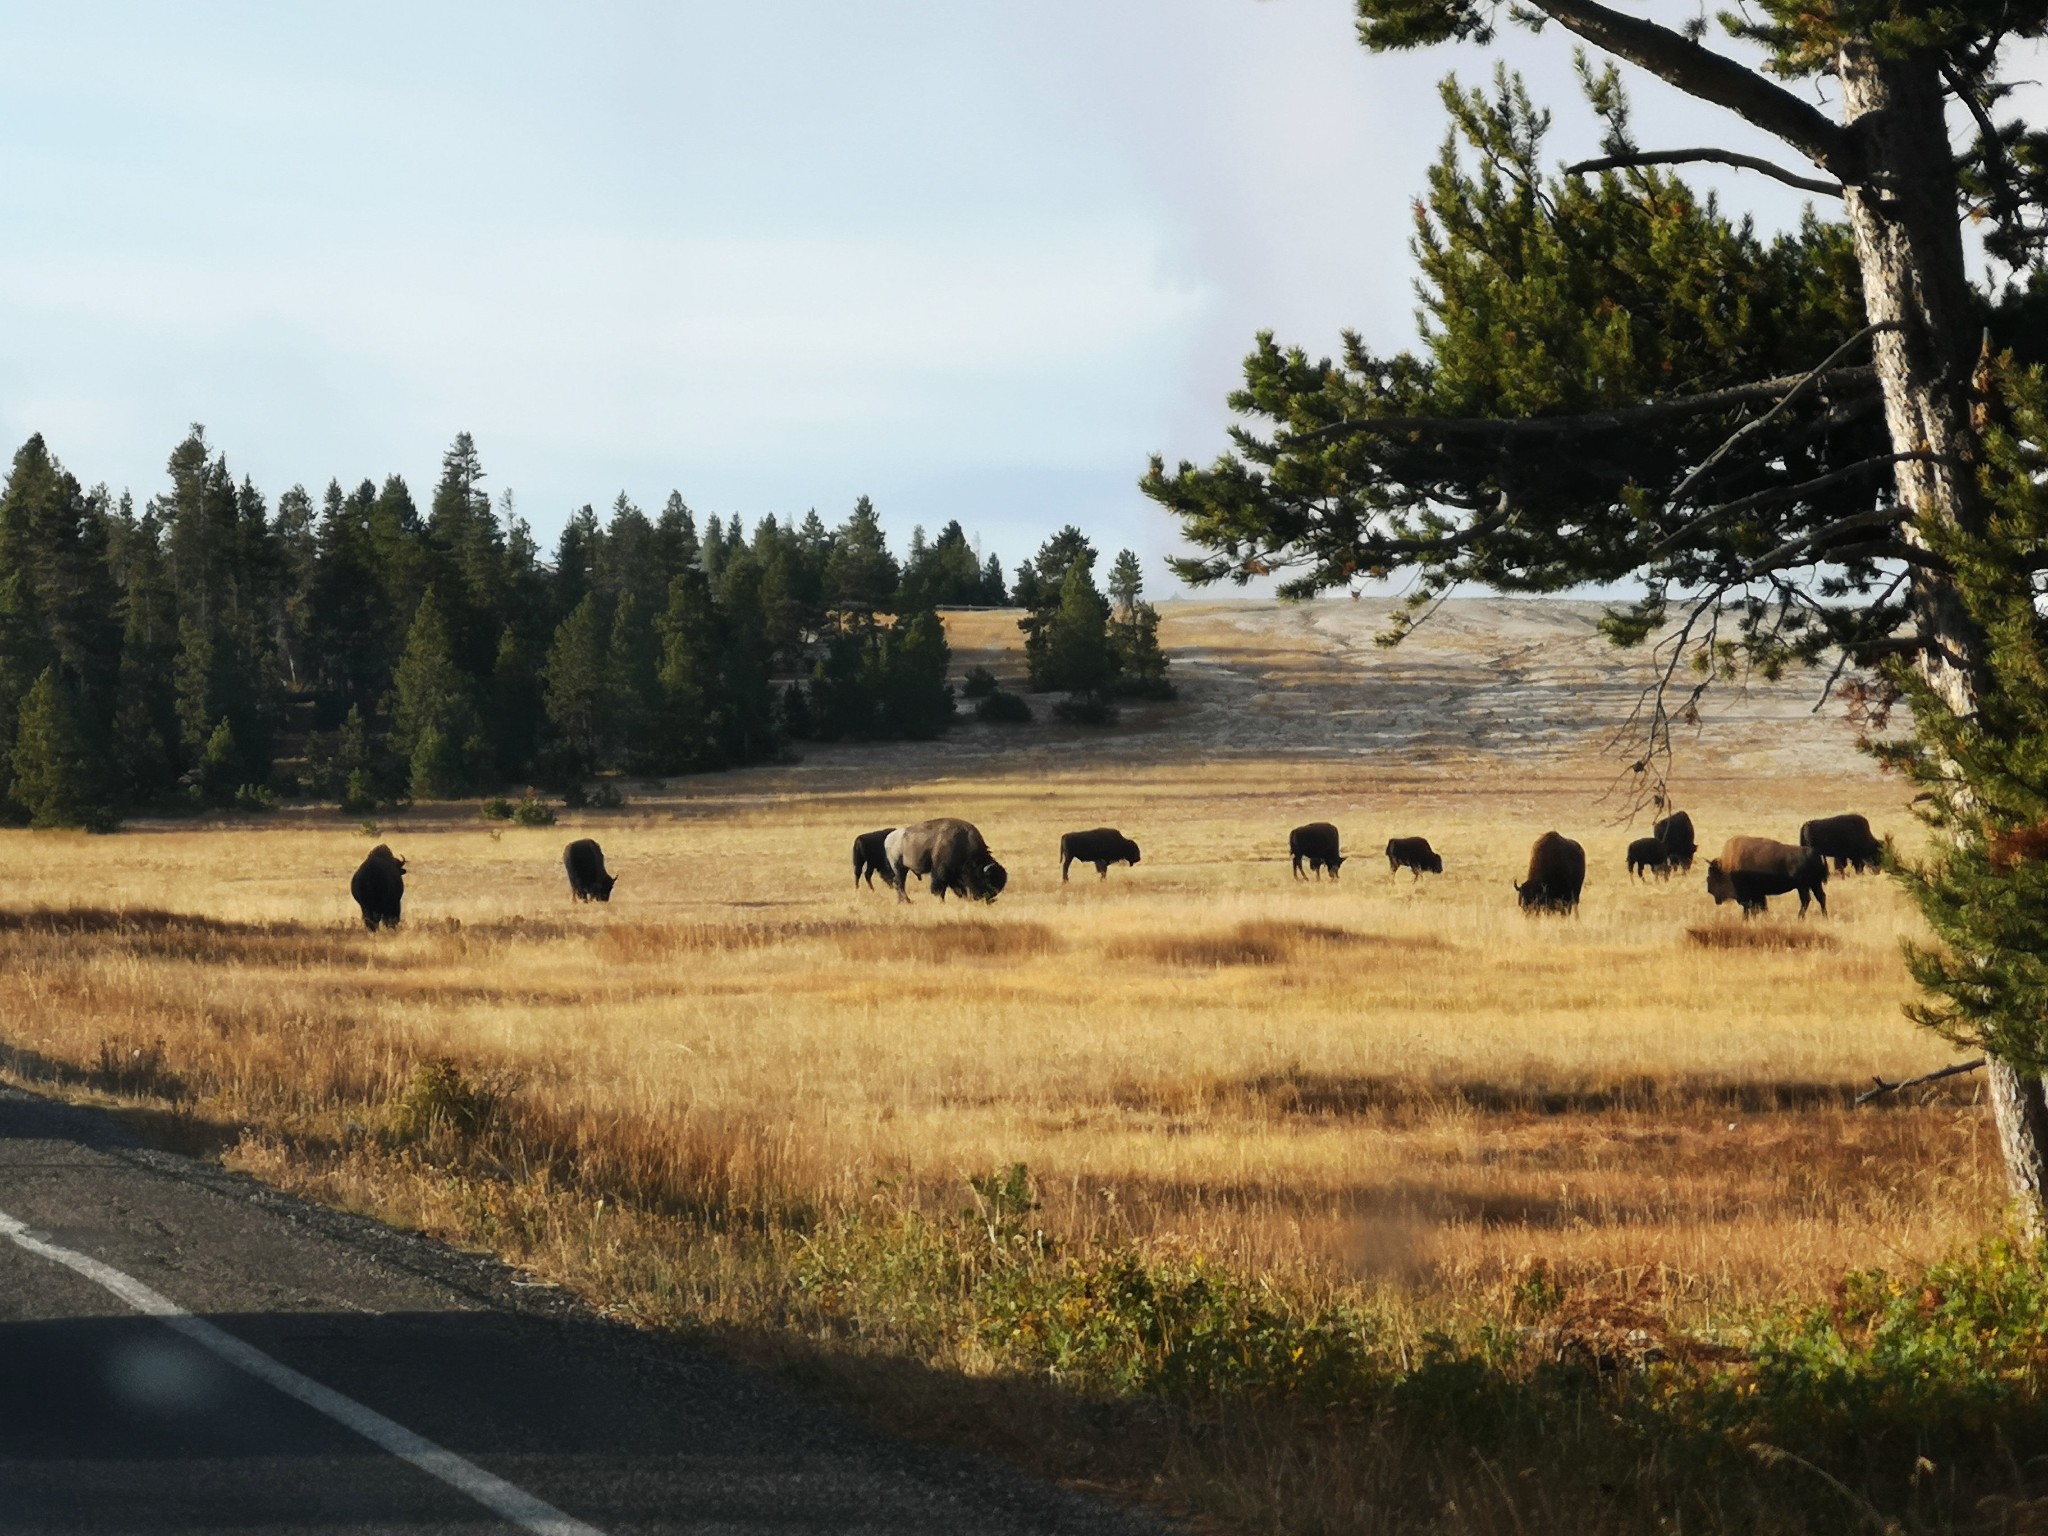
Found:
<box><xmin>1515</xmin><ymin>832</ymin><xmax>1585</xmax><ymax>915</ymax></box>
<box><xmin>1060</xmin><ymin>828</ymin><xmax>1140</xmax><ymax>882</ymax></box>
<box><xmin>1626</xmin><ymin>836</ymin><xmax>1672</xmax><ymax>880</ymax></box>
<box><xmin>1653</xmin><ymin>810</ymin><xmax>1698</xmax><ymax>871</ymax></box>
<box><xmin>853</xmin><ymin>828</ymin><xmax>896</xmax><ymax>889</ymax></box>
<box><xmin>1290</xmin><ymin>823</ymin><xmax>1344</xmax><ymax>880</ymax></box>
<box><xmin>1706</xmin><ymin>836</ymin><xmax>1829</xmax><ymax>917</ymax></box>
<box><xmin>563</xmin><ymin>838</ymin><xmax>616</xmax><ymax>902</ymax></box>
<box><xmin>892</xmin><ymin>818</ymin><xmax>1007</xmax><ymax>903</ymax></box>
<box><xmin>1799</xmin><ymin>813</ymin><xmax>1883</xmax><ymax>874</ymax></box>
<box><xmin>350</xmin><ymin>844</ymin><xmax>406</xmax><ymax>930</ymax></box>
<box><xmin>1385</xmin><ymin>836</ymin><xmax>1442</xmax><ymax>877</ymax></box>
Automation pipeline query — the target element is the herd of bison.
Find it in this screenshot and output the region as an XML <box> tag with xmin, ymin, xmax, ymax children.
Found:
<box><xmin>344</xmin><ymin>812</ymin><xmax>1889</xmax><ymax>931</ymax></box>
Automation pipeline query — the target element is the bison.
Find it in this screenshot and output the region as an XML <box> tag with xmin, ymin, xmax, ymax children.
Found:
<box><xmin>1290</xmin><ymin>822</ymin><xmax>1344</xmax><ymax>880</ymax></box>
<box><xmin>1385</xmin><ymin>836</ymin><xmax>1442</xmax><ymax>878</ymax></box>
<box><xmin>1626</xmin><ymin>836</ymin><xmax>1672</xmax><ymax>881</ymax></box>
<box><xmin>853</xmin><ymin>828</ymin><xmax>896</xmax><ymax>889</ymax></box>
<box><xmin>1515</xmin><ymin>832</ymin><xmax>1586</xmax><ymax>915</ymax></box>
<box><xmin>1653</xmin><ymin>810</ymin><xmax>1698</xmax><ymax>872</ymax></box>
<box><xmin>350</xmin><ymin>844</ymin><xmax>406</xmax><ymax>931</ymax></box>
<box><xmin>891</xmin><ymin>818</ymin><xmax>1007</xmax><ymax>903</ymax></box>
<box><xmin>1706</xmin><ymin>836</ymin><xmax>1829</xmax><ymax>917</ymax></box>
<box><xmin>1800</xmin><ymin>813</ymin><xmax>1883</xmax><ymax>875</ymax></box>
<box><xmin>563</xmin><ymin>838</ymin><xmax>616</xmax><ymax>902</ymax></box>
<box><xmin>1060</xmin><ymin>827</ymin><xmax>1140</xmax><ymax>882</ymax></box>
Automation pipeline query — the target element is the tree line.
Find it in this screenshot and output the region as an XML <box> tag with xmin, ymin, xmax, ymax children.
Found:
<box><xmin>0</xmin><ymin>427</ymin><xmax>1170</xmax><ymax>827</ymax></box>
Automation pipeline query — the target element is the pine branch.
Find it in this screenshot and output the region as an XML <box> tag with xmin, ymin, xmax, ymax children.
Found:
<box><xmin>1565</xmin><ymin>149</ymin><xmax>1842</xmax><ymax>198</ymax></box>
<box><xmin>1658</xmin><ymin>326</ymin><xmax>1895</xmax><ymax>522</ymax></box>
<box><xmin>1285</xmin><ymin>366</ymin><xmax>1877</xmax><ymax>448</ymax></box>
<box><xmin>1525</xmin><ymin>0</ymin><xmax>1858</xmax><ymax>178</ymax></box>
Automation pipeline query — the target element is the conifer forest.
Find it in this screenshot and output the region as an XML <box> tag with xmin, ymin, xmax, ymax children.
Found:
<box><xmin>0</xmin><ymin>427</ymin><xmax>1173</xmax><ymax>828</ymax></box>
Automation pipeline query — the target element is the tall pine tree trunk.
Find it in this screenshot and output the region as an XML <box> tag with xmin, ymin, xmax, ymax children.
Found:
<box><xmin>1837</xmin><ymin>42</ymin><xmax>2048</xmax><ymax>1233</ymax></box>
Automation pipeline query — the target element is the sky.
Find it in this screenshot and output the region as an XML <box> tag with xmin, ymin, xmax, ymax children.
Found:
<box><xmin>0</xmin><ymin>2</ymin><xmax>2033</xmax><ymax>593</ymax></box>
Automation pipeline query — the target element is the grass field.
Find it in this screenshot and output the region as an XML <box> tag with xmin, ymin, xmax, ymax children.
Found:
<box><xmin>0</xmin><ymin>599</ymin><xmax>2014</xmax><ymax>1532</ymax></box>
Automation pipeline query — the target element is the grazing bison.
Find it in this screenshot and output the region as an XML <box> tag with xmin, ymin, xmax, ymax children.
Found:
<box><xmin>853</xmin><ymin>828</ymin><xmax>896</xmax><ymax>889</ymax></box>
<box><xmin>1290</xmin><ymin>822</ymin><xmax>1344</xmax><ymax>880</ymax></box>
<box><xmin>1627</xmin><ymin>837</ymin><xmax>1672</xmax><ymax>880</ymax></box>
<box><xmin>892</xmin><ymin>818</ymin><xmax>1007</xmax><ymax>903</ymax></box>
<box><xmin>1060</xmin><ymin>827</ymin><xmax>1140</xmax><ymax>882</ymax></box>
<box><xmin>1653</xmin><ymin>810</ymin><xmax>1698</xmax><ymax>872</ymax></box>
<box><xmin>350</xmin><ymin>844</ymin><xmax>406</xmax><ymax>931</ymax></box>
<box><xmin>1706</xmin><ymin>836</ymin><xmax>1829</xmax><ymax>917</ymax></box>
<box><xmin>1800</xmin><ymin>813</ymin><xmax>1883</xmax><ymax>874</ymax></box>
<box><xmin>1515</xmin><ymin>832</ymin><xmax>1586</xmax><ymax>915</ymax></box>
<box><xmin>1385</xmin><ymin>836</ymin><xmax>1442</xmax><ymax>878</ymax></box>
<box><xmin>563</xmin><ymin>838</ymin><xmax>616</xmax><ymax>902</ymax></box>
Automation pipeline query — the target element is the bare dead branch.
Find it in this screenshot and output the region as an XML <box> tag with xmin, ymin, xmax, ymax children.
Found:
<box><xmin>1855</xmin><ymin>1058</ymin><xmax>1986</xmax><ymax>1105</ymax></box>
<box><xmin>1283</xmin><ymin>366</ymin><xmax>1877</xmax><ymax>448</ymax></box>
<box><xmin>1526</xmin><ymin>0</ymin><xmax>1859</xmax><ymax>177</ymax></box>
<box><xmin>1564</xmin><ymin>148</ymin><xmax>1842</xmax><ymax>197</ymax></box>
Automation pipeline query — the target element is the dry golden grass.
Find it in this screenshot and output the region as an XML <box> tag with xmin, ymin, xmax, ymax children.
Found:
<box><xmin>0</xmin><ymin>599</ymin><xmax>2006</xmax><ymax>1531</ymax></box>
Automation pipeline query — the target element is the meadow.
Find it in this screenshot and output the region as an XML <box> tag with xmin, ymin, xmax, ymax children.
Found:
<box><xmin>0</xmin><ymin>599</ymin><xmax>2016</xmax><ymax>1533</ymax></box>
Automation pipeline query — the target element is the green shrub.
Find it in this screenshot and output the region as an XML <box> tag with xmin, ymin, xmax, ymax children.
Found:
<box><xmin>975</xmin><ymin>690</ymin><xmax>1033</xmax><ymax>724</ymax></box>
<box><xmin>962</xmin><ymin>665</ymin><xmax>1000</xmax><ymax>699</ymax></box>
<box><xmin>479</xmin><ymin>796</ymin><xmax>515</xmax><ymax>820</ymax></box>
<box><xmin>510</xmin><ymin>791</ymin><xmax>556</xmax><ymax>827</ymax></box>
<box><xmin>391</xmin><ymin>1057</ymin><xmax>497</xmax><ymax>1142</ymax></box>
<box><xmin>341</xmin><ymin>768</ymin><xmax>380</xmax><ymax>813</ymax></box>
<box><xmin>232</xmin><ymin>783</ymin><xmax>278</xmax><ymax>812</ymax></box>
<box><xmin>588</xmin><ymin>782</ymin><xmax>625</xmax><ymax>809</ymax></box>
<box><xmin>1052</xmin><ymin>695</ymin><xmax>1117</xmax><ymax>726</ymax></box>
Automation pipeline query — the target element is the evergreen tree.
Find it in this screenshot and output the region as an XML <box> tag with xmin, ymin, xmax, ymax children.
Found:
<box><xmin>426</xmin><ymin>433</ymin><xmax>506</xmax><ymax>678</ymax></box>
<box><xmin>553</xmin><ymin>504</ymin><xmax>601</xmax><ymax>625</ymax></box>
<box><xmin>1034</xmin><ymin>560</ymin><xmax>1118</xmax><ymax>697</ymax></box>
<box><xmin>10</xmin><ymin>667</ymin><xmax>109</xmax><ymax>828</ymax></box>
<box><xmin>1107</xmin><ymin>550</ymin><xmax>1175</xmax><ymax>700</ymax></box>
<box><xmin>654</xmin><ymin>492</ymin><xmax>700</xmax><ymax>579</ymax></box>
<box><xmin>488</xmin><ymin>626</ymin><xmax>545</xmax><ymax>782</ymax></box>
<box><xmin>713</xmin><ymin>550</ymin><xmax>778</xmax><ymax>764</ymax></box>
<box><xmin>824</xmin><ymin>495</ymin><xmax>900</xmax><ymax>613</ymax></box>
<box><xmin>542</xmin><ymin>593</ymin><xmax>615</xmax><ymax>773</ymax></box>
<box><xmin>980</xmin><ymin>552</ymin><xmax>1008</xmax><ymax>605</ymax></box>
<box><xmin>389</xmin><ymin>586</ymin><xmax>480</xmax><ymax>792</ymax></box>
<box><xmin>606</xmin><ymin>591</ymin><xmax>660</xmax><ymax>765</ymax></box>
<box><xmin>654</xmin><ymin>569</ymin><xmax>721</xmax><ymax>770</ymax></box>
<box><xmin>874</xmin><ymin>608</ymin><xmax>955</xmax><ymax>739</ymax></box>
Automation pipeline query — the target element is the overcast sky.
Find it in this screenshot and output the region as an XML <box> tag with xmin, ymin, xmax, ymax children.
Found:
<box><xmin>0</xmin><ymin>3</ymin><xmax>2032</xmax><ymax>590</ymax></box>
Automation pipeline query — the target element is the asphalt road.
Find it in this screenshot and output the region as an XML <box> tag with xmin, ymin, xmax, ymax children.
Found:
<box><xmin>0</xmin><ymin>1085</ymin><xmax>1167</xmax><ymax>1535</ymax></box>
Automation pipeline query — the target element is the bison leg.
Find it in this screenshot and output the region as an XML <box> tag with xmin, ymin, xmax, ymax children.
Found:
<box><xmin>1096</xmin><ymin>861</ymin><xmax>1109</xmax><ymax>878</ymax></box>
<box><xmin>1061</xmin><ymin>855</ymin><xmax>1072</xmax><ymax>883</ymax></box>
<box><xmin>892</xmin><ymin>862</ymin><xmax>912</xmax><ymax>904</ymax></box>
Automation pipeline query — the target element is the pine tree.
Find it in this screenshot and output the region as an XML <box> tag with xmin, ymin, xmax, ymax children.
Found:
<box><xmin>654</xmin><ymin>492</ymin><xmax>700</xmax><ymax>580</ymax></box>
<box><xmin>874</xmin><ymin>608</ymin><xmax>955</xmax><ymax>739</ymax></box>
<box><xmin>606</xmin><ymin>592</ymin><xmax>660</xmax><ymax>765</ymax></box>
<box><xmin>654</xmin><ymin>569</ymin><xmax>721</xmax><ymax>770</ymax></box>
<box><xmin>1107</xmin><ymin>550</ymin><xmax>1174</xmax><ymax>700</ymax></box>
<box><xmin>542</xmin><ymin>593</ymin><xmax>614</xmax><ymax>773</ymax></box>
<box><xmin>10</xmin><ymin>668</ymin><xmax>111</xmax><ymax>829</ymax></box>
<box><xmin>1035</xmin><ymin>560</ymin><xmax>1118</xmax><ymax>698</ymax></box>
<box><xmin>390</xmin><ymin>586</ymin><xmax>480</xmax><ymax>794</ymax></box>
<box><xmin>488</xmin><ymin>626</ymin><xmax>545</xmax><ymax>782</ymax></box>
<box><xmin>980</xmin><ymin>552</ymin><xmax>1008</xmax><ymax>605</ymax></box>
<box><xmin>824</xmin><ymin>495</ymin><xmax>900</xmax><ymax>614</ymax></box>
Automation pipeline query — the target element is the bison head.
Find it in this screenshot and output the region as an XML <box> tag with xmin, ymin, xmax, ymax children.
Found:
<box><xmin>1423</xmin><ymin>851</ymin><xmax>1443</xmax><ymax>874</ymax></box>
<box><xmin>972</xmin><ymin>859</ymin><xmax>1008</xmax><ymax>902</ymax></box>
<box><xmin>1704</xmin><ymin>860</ymin><xmax>1734</xmax><ymax>905</ymax></box>
<box><xmin>1125</xmin><ymin>840</ymin><xmax>1141</xmax><ymax>865</ymax></box>
<box><xmin>593</xmin><ymin>872</ymin><xmax>617</xmax><ymax>902</ymax></box>
<box><xmin>1514</xmin><ymin>878</ymin><xmax>1546</xmax><ymax>912</ymax></box>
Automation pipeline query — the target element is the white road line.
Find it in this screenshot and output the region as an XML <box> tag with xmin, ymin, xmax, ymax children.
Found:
<box><xmin>0</xmin><ymin>1208</ymin><xmax>607</xmax><ymax>1536</ymax></box>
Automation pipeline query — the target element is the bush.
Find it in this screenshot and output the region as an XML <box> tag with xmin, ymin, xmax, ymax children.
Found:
<box><xmin>1053</xmin><ymin>695</ymin><xmax>1118</xmax><ymax>726</ymax></box>
<box><xmin>232</xmin><ymin>783</ymin><xmax>278</xmax><ymax>812</ymax></box>
<box><xmin>975</xmin><ymin>690</ymin><xmax>1033</xmax><ymax>724</ymax></box>
<box><xmin>510</xmin><ymin>791</ymin><xmax>556</xmax><ymax>827</ymax></box>
<box><xmin>479</xmin><ymin>796</ymin><xmax>515</xmax><ymax>820</ymax></box>
<box><xmin>962</xmin><ymin>665</ymin><xmax>1000</xmax><ymax>699</ymax></box>
<box><xmin>340</xmin><ymin>769</ymin><xmax>380</xmax><ymax>814</ymax></box>
<box><xmin>561</xmin><ymin>781</ymin><xmax>590</xmax><ymax>810</ymax></box>
<box><xmin>588</xmin><ymin>782</ymin><xmax>625</xmax><ymax>810</ymax></box>
<box><xmin>391</xmin><ymin>1057</ymin><xmax>497</xmax><ymax>1142</ymax></box>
